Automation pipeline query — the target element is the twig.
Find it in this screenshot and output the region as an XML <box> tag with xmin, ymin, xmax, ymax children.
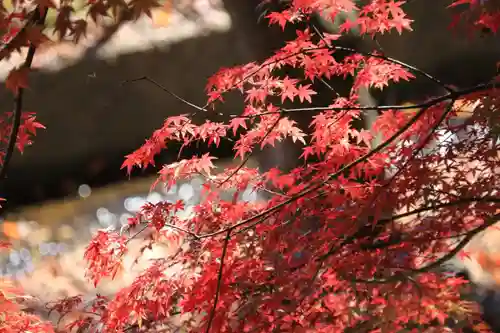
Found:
<box><xmin>331</xmin><ymin>45</ymin><xmax>455</xmax><ymax>93</ymax></box>
<box><xmin>310</xmin><ymin>24</ymin><xmax>342</xmax><ymax>98</ymax></box>
<box><xmin>0</xmin><ymin>7</ymin><xmax>47</xmax><ymax>183</ymax></box>
<box><xmin>124</xmin><ymin>47</ymin><xmax>317</xmax><ymax>121</ymax></box>
<box><xmin>123</xmin><ymin>76</ymin><xmax>209</xmax><ymax>114</ymax></box>
<box><xmin>378</xmin><ymin>196</ymin><xmax>500</xmax><ymax>225</ymax></box>
<box><xmin>234</xmin><ymin>94</ymin><xmax>484</xmax><ymax>120</ymax></box>
<box><xmin>196</xmin><ymin>90</ymin><xmax>434</xmax><ymax>239</ymax></box>
<box><xmin>414</xmin><ymin>212</ymin><xmax>500</xmax><ymax>274</ymax></box>
<box><xmin>352</xmin><ymin>212</ymin><xmax>500</xmax><ymax>284</ymax></box>
<box><xmin>124</xmin><ymin>38</ymin><xmax>482</xmax><ymax>125</ymax></box>
<box><xmin>205</xmin><ymin>230</ymin><xmax>231</xmax><ymax>333</ymax></box>
<box><xmin>155</xmin><ymin>81</ymin><xmax>496</xmax><ymax>240</ymax></box>
<box><xmin>237</xmin><ymin>93</ymin><xmax>472</xmax><ymax>119</ymax></box>
<box><xmin>216</xmin><ymin>114</ymin><xmax>282</xmax><ymax>189</ymax></box>
<box><xmin>125</xmin><ymin>223</ymin><xmax>149</xmax><ymax>244</ymax></box>
<box><xmin>125</xmin><ymin>39</ymin><xmax>446</xmax><ymax>120</ymax></box>
<box><xmin>162</xmin><ymin>223</ymin><xmax>199</xmax><ymax>238</ymax></box>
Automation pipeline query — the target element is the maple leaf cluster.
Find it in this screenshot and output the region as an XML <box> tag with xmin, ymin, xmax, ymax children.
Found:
<box><xmin>0</xmin><ymin>111</ymin><xmax>44</xmax><ymax>157</ymax></box>
<box><xmin>449</xmin><ymin>0</ymin><xmax>500</xmax><ymax>34</ymax></box>
<box><xmin>0</xmin><ymin>0</ymin><xmax>500</xmax><ymax>332</ymax></box>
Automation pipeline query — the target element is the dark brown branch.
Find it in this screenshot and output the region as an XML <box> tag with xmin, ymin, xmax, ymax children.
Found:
<box><xmin>125</xmin><ymin>47</ymin><xmax>339</xmax><ymax>118</ymax></box>
<box><xmin>127</xmin><ymin>40</ymin><xmax>485</xmax><ymax>124</ymax></box>
<box><xmin>0</xmin><ymin>7</ymin><xmax>47</xmax><ymax>183</ymax></box>
<box><xmin>123</xmin><ymin>48</ymin><xmax>303</xmax><ymax>118</ymax></box>
<box><xmin>197</xmin><ymin>96</ymin><xmax>434</xmax><ymax>239</ymax></box>
<box><xmin>205</xmin><ymin>230</ymin><xmax>231</xmax><ymax>333</ymax></box>
<box><xmin>236</xmin><ymin>87</ymin><xmax>479</xmax><ymax>119</ymax></box>
<box><xmin>414</xmin><ymin>212</ymin><xmax>500</xmax><ymax>274</ymax></box>
<box><xmin>380</xmin><ymin>196</ymin><xmax>500</xmax><ymax>225</ymax></box>
<box><xmin>352</xmin><ymin>212</ymin><xmax>500</xmax><ymax>284</ymax></box>
<box><xmin>123</xmin><ymin>76</ymin><xmax>209</xmax><ymax>114</ymax></box>
<box><xmin>331</xmin><ymin>45</ymin><xmax>455</xmax><ymax>93</ymax></box>
<box><xmin>320</xmin><ymin>196</ymin><xmax>500</xmax><ymax>257</ymax></box>
<box><xmin>154</xmin><ymin>80</ymin><xmax>497</xmax><ymax>241</ymax></box>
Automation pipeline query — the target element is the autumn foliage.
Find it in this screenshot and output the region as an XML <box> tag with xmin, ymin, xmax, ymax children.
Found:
<box><xmin>0</xmin><ymin>0</ymin><xmax>499</xmax><ymax>332</ymax></box>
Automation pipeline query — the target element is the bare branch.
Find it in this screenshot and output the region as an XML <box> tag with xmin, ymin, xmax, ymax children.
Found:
<box><xmin>153</xmin><ymin>80</ymin><xmax>497</xmax><ymax>241</ymax></box>
<box><xmin>123</xmin><ymin>76</ymin><xmax>209</xmax><ymax>114</ymax></box>
<box><xmin>330</xmin><ymin>45</ymin><xmax>455</xmax><ymax>93</ymax></box>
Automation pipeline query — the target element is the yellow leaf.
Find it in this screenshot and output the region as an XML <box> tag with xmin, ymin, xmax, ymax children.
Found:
<box><xmin>137</xmin><ymin>315</ymin><xmax>142</xmax><ymax>329</ymax></box>
<box><xmin>152</xmin><ymin>7</ymin><xmax>171</xmax><ymax>28</ymax></box>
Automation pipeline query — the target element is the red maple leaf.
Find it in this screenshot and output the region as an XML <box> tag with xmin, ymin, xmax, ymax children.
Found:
<box><xmin>296</xmin><ymin>84</ymin><xmax>317</xmax><ymax>103</ymax></box>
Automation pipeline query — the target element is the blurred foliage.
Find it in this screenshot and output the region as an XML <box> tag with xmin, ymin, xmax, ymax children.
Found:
<box><xmin>3</xmin><ymin>0</ymin><xmax>171</xmax><ymax>34</ymax></box>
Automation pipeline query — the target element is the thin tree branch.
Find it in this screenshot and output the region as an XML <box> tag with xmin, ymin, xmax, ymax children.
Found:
<box><xmin>236</xmin><ymin>89</ymin><xmax>480</xmax><ymax>119</ymax></box>
<box><xmin>331</xmin><ymin>45</ymin><xmax>455</xmax><ymax>93</ymax></box>
<box><xmin>123</xmin><ymin>76</ymin><xmax>209</xmax><ymax>114</ymax></box>
<box><xmin>379</xmin><ymin>197</ymin><xmax>500</xmax><ymax>225</ymax></box>
<box><xmin>124</xmin><ymin>223</ymin><xmax>149</xmax><ymax>244</ymax></box>
<box><xmin>124</xmin><ymin>40</ymin><xmax>453</xmax><ymax>121</ymax></box>
<box><xmin>414</xmin><ymin>213</ymin><xmax>500</xmax><ymax>274</ymax></box>
<box><xmin>317</xmin><ymin>196</ymin><xmax>500</xmax><ymax>260</ymax></box>
<box><xmin>0</xmin><ymin>7</ymin><xmax>47</xmax><ymax>183</ymax></box>
<box><xmin>197</xmin><ymin>95</ymin><xmax>434</xmax><ymax>239</ymax></box>
<box><xmin>153</xmin><ymin>80</ymin><xmax>496</xmax><ymax>240</ymax></box>
<box><xmin>124</xmin><ymin>47</ymin><xmax>317</xmax><ymax>120</ymax></box>
<box><xmin>205</xmin><ymin>230</ymin><xmax>231</xmax><ymax>333</ymax></box>
<box><xmin>352</xmin><ymin>212</ymin><xmax>500</xmax><ymax>284</ymax></box>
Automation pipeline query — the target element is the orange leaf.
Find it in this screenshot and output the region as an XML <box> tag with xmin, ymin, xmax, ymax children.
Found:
<box><xmin>152</xmin><ymin>8</ymin><xmax>171</xmax><ymax>28</ymax></box>
<box><xmin>2</xmin><ymin>221</ymin><xmax>20</xmax><ymax>240</ymax></box>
